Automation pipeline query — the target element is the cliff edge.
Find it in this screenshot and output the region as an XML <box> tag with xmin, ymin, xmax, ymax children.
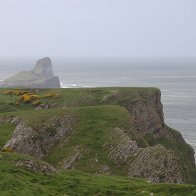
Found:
<box><xmin>1</xmin><ymin>87</ymin><xmax>195</xmax><ymax>184</ymax></box>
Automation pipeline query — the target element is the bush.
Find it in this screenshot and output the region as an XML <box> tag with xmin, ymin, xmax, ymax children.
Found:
<box><xmin>2</xmin><ymin>147</ymin><xmax>13</xmax><ymax>153</ymax></box>
<box><xmin>20</xmin><ymin>94</ymin><xmax>40</xmax><ymax>104</ymax></box>
<box><xmin>3</xmin><ymin>90</ymin><xmax>29</xmax><ymax>96</ymax></box>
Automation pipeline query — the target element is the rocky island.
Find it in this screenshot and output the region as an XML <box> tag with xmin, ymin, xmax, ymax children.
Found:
<box><xmin>0</xmin><ymin>57</ymin><xmax>60</xmax><ymax>88</ymax></box>
<box><xmin>0</xmin><ymin>87</ymin><xmax>196</xmax><ymax>195</ymax></box>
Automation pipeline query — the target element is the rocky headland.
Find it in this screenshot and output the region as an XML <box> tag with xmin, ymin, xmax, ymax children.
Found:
<box><xmin>0</xmin><ymin>87</ymin><xmax>195</xmax><ymax>185</ymax></box>
<box><xmin>0</xmin><ymin>57</ymin><xmax>60</xmax><ymax>88</ymax></box>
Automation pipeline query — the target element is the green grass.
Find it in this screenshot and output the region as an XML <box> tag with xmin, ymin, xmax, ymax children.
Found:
<box><xmin>0</xmin><ymin>152</ymin><xmax>196</xmax><ymax>196</ymax></box>
<box><xmin>0</xmin><ymin>123</ymin><xmax>15</xmax><ymax>149</ymax></box>
<box><xmin>0</xmin><ymin>87</ymin><xmax>159</xmax><ymax>112</ymax></box>
<box><xmin>44</xmin><ymin>105</ymin><xmax>131</xmax><ymax>171</ymax></box>
<box><xmin>11</xmin><ymin>108</ymin><xmax>67</xmax><ymax>126</ymax></box>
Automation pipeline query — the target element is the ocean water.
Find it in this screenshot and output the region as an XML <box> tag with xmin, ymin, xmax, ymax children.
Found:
<box><xmin>0</xmin><ymin>58</ymin><xmax>196</xmax><ymax>155</ymax></box>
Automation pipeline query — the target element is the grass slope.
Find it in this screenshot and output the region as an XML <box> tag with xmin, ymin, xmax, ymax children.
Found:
<box><xmin>0</xmin><ymin>123</ymin><xmax>16</xmax><ymax>149</ymax></box>
<box><xmin>44</xmin><ymin>105</ymin><xmax>131</xmax><ymax>173</ymax></box>
<box><xmin>0</xmin><ymin>152</ymin><xmax>196</xmax><ymax>196</ymax></box>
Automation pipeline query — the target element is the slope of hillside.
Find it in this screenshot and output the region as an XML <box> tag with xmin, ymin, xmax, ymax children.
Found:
<box><xmin>0</xmin><ymin>152</ymin><xmax>196</xmax><ymax>196</ymax></box>
<box><xmin>0</xmin><ymin>87</ymin><xmax>196</xmax><ymax>194</ymax></box>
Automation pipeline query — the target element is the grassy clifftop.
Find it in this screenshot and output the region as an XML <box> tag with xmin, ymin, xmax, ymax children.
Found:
<box><xmin>0</xmin><ymin>87</ymin><xmax>196</xmax><ymax>194</ymax></box>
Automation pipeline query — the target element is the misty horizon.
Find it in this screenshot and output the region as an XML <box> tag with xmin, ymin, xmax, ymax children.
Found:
<box><xmin>0</xmin><ymin>0</ymin><xmax>196</xmax><ymax>58</ymax></box>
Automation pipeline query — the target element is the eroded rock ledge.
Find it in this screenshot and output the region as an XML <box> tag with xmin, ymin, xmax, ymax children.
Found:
<box><xmin>3</xmin><ymin>113</ymin><xmax>75</xmax><ymax>159</ymax></box>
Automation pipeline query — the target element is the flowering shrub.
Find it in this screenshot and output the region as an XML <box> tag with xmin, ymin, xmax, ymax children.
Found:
<box><xmin>2</xmin><ymin>147</ymin><xmax>13</xmax><ymax>153</ymax></box>
<box><xmin>3</xmin><ymin>89</ymin><xmax>60</xmax><ymax>107</ymax></box>
<box><xmin>3</xmin><ymin>89</ymin><xmax>29</xmax><ymax>96</ymax></box>
<box><xmin>20</xmin><ymin>94</ymin><xmax>40</xmax><ymax>103</ymax></box>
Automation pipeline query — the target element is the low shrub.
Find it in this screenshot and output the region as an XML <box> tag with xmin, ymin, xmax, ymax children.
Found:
<box><xmin>2</xmin><ymin>147</ymin><xmax>13</xmax><ymax>153</ymax></box>
<box><xmin>20</xmin><ymin>94</ymin><xmax>40</xmax><ymax>104</ymax></box>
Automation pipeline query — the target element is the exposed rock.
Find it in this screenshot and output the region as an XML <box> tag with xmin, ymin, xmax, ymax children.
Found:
<box><xmin>3</xmin><ymin>113</ymin><xmax>75</xmax><ymax>159</ymax></box>
<box><xmin>15</xmin><ymin>159</ymin><xmax>56</xmax><ymax>173</ymax></box>
<box><xmin>35</xmin><ymin>103</ymin><xmax>50</xmax><ymax>110</ymax></box>
<box><xmin>128</xmin><ymin>145</ymin><xmax>185</xmax><ymax>184</ymax></box>
<box><xmin>107</xmin><ymin>128</ymin><xmax>138</xmax><ymax>164</ymax></box>
<box><xmin>105</xmin><ymin>128</ymin><xmax>186</xmax><ymax>184</ymax></box>
<box><xmin>98</xmin><ymin>164</ymin><xmax>110</xmax><ymax>174</ymax></box>
<box><xmin>61</xmin><ymin>145</ymin><xmax>85</xmax><ymax>169</ymax></box>
<box><xmin>119</xmin><ymin>90</ymin><xmax>166</xmax><ymax>136</ymax></box>
<box><xmin>0</xmin><ymin>57</ymin><xmax>60</xmax><ymax>88</ymax></box>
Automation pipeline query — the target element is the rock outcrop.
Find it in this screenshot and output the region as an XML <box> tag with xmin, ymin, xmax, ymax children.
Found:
<box><xmin>118</xmin><ymin>90</ymin><xmax>165</xmax><ymax>136</ymax></box>
<box><xmin>1</xmin><ymin>88</ymin><xmax>195</xmax><ymax>184</ymax></box>
<box><xmin>3</xmin><ymin>114</ymin><xmax>75</xmax><ymax>159</ymax></box>
<box><xmin>104</xmin><ymin>128</ymin><xmax>185</xmax><ymax>183</ymax></box>
<box><xmin>128</xmin><ymin>145</ymin><xmax>185</xmax><ymax>184</ymax></box>
<box><xmin>15</xmin><ymin>159</ymin><xmax>57</xmax><ymax>173</ymax></box>
<box><xmin>0</xmin><ymin>57</ymin><xmax>60</xmax><ymax>88</ymax></box>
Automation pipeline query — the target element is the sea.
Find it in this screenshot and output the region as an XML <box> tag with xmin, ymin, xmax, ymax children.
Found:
<box><xmin>0</xmin><ymin>57</ymin><xmax>196</xmax><ymax>156</ymax></box>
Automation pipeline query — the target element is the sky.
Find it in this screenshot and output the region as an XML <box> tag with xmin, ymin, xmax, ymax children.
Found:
<box><xmin>0</xmin><ymin>0</ymin><xmax>195</xmax><ymax>59</ymax></box>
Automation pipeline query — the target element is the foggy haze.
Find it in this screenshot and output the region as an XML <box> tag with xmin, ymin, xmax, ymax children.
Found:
<box><xmin>0</xmin><ymin>0</ymin><xmax>196</xmax><ymax>59</ymax></box>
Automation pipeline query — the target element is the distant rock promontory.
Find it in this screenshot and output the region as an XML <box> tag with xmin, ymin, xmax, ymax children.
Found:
<box><xmin>0</xmin><ymin>57</ymin><xmax>61</xmax><ymax>88</ymax></box>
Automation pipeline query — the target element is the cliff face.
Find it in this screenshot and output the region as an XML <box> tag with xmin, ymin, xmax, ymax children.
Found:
<box><xmin>0</xmin><ymin>57</ymin><xmax>60</xmax><ymax>88</ymax></box>
<box><xmin>1</xmin><ymin>88</ymin><xmax>195</xmax><ymax>184</ymax></box>
<box><xmin>119</xmin><ymin>90</ymin><xmax>165</xmax><ymax>136</ymax></box>
<box><xmin>118</xmin><ymin>90</ymin><xmax>195</xmax><ymax>182</ymax></box>
<box><xmin>105</xmin><ymin>128</ymin><xmax>185</xmax><ymax>183</ymax></box>
<box><xmin>115</xmin><ymin>90</ymin><xmax>166</xmax><ymax>149</ymax></box>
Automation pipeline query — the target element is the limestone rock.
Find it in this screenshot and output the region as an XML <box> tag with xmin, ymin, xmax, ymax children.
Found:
<box><xmin>15</xmin><ymin>159</ymin><xmax>56</xmax><ymax>173</ymax></box>
<box><xmin>107</xmin><ymin>128</ymin><xmax>138</xmax><ymax>164</ymax></box>
<box><xmin>3</xmin><ymin>113</ymin><xmax>75</xmax><ymax>159</ymax></box>
<box><xmin>61</xmin><ymin>145</ymin><xmax>85</xmax><ymax>169</ymax></box>
<box><xmin>128</xmin><ymin>145</ymin><xmax>185</xmax><ymax>184</ymax></box>
<box><xmin>105</xmin><ymin>128</ymin><xmax>186</xmax><ymax>184</ymax></box>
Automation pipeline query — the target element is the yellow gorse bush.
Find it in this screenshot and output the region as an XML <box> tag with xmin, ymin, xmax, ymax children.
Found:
<box><xmin>20</xmin><ymin>94</ymin><xmax>40</xmax><ymax>103</ymax></box>
<box><xmin>3</xmin><ymin>89</ymin><xmax>60</xmax><ymax>107</ymax></box>
<box><xmin>3</xmin><ymin>89</ymin><xmax>29</xmax><ymax>96</ymax></box>
<box><xmin>2</xmin><ymin>147</ymin><xmax>13</xmax><ymax>153</ymax></box>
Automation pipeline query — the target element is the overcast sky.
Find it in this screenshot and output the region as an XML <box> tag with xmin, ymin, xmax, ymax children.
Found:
<box><xmin>0</xmin><ymin>0</ymin><xmax>195</xmax><ymax>58</ymax></box>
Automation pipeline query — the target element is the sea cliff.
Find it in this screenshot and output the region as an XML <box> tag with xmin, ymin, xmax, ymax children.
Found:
<box><xmin>0</xmin><ymin>87</ymin><xmax>195</xmax><ymax>185</ymax></box>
